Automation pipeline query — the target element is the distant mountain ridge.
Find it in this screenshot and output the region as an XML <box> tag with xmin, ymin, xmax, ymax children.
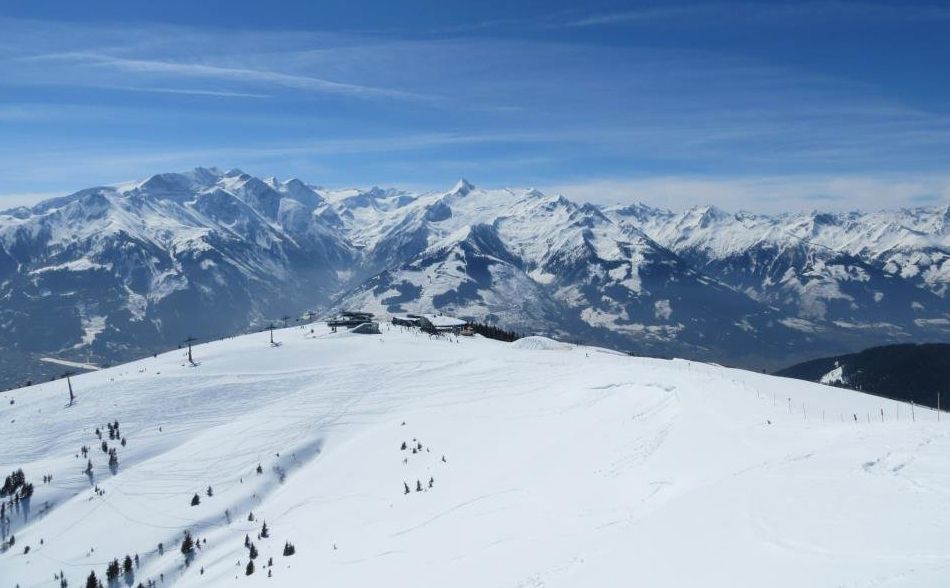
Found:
<box><xmin>0</xmin><ymin>167</ymin><xmax>947</xmax><ymax>387</ymax></box>
<box><xmin>775</xmin><ymin>343</ymin><xmax>950</xmax><ymax>409</ymax></box>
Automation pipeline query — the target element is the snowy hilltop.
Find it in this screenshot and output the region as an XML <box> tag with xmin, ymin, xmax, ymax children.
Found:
<box><xmin>1</xmin><ymin>324</ymin><xmax>949</xmax><ymax>587</ymax></box>
<box><xmin>0</xmin><ymin>167</ymin><xmax>947</xmax><ymax>387</ymax></box>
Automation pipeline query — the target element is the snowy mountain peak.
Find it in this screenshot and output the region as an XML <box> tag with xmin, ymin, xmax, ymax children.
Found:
<box><xmin>610</xmin><ymin>201</ymin><xmax>670</xmax><ymax>221</ymax></box>
<box><xmin>684</xmin><ymin>204</ymin><xmax>731</xmax><ymax>227</ymax></box>
<box><xmin>524</xmin><ymin>188</ymin><xmax>545</xmax><ymax>198</ymax></box>
<box><xmin>188</xmin><ymin>166</ymin><xmax>226</xmax><ymax>183</ymax></box>
<box><xmin>449</xmin><ymin>178</ymin><xmax>476</xmax><ymax>196</ymax></box>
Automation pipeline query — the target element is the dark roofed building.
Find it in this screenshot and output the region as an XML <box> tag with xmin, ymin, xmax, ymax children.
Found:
<box><xmin>418</xmin><ymin>314</ymin><xmax>468</xmax><ymax>334</ymax></box>
<box><xmin>328</xmin><ymin>310</ymin><xmax>376</xmax><ymax>328</ymax></box>
<box><xmin>392</xmin><ymin>314</ymin><xmax>422</xmax><ymax>327</ymax></box>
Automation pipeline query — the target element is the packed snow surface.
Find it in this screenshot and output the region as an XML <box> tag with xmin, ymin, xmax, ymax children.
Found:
<box><xmin>38</xmin><ymin>357</ymin><xmax>102</xmax><ymax>371</ymax></box>
<box><xmin>510</xmin><ymin>335</ymin><xmax>573</xmax><ymax>351</ymax></box>
<box><xmin>2</xmin><ymin>324</ymin><xmax>950</xmax><ymax>587</ymax></box>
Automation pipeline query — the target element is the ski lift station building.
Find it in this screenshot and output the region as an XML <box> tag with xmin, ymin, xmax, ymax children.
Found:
<box><xmin>418</xmin><ymin>314</ymin><xmax>468</xmax><ymax>333</ymax></box>
<box><xmin>328</xmin><ymin>311</ymin><xmax>375</xmax><ymax>328</ymax></box>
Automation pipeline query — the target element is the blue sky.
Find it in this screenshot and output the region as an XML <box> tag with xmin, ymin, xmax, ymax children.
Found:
<box><xmin>1</xmin><ymin>0</ymin><xmax>948</xmax><ymax>212</ymax></box>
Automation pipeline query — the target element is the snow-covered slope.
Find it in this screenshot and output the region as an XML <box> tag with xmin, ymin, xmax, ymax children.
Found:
<box><xmin>2</xmin><ymin>326</ymin><xmax>949</xmax><ymax>587</ymax></box>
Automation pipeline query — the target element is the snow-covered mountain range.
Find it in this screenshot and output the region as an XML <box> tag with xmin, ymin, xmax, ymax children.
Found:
<box><xmin>1</xmin><ymin>167</ymin><xmax>947</xmax><ymax>386</ymax></box>
<box><xmin>3</xmin><ymin>324</ymin><xmax>950</xmax><ymax>587</ymax></box>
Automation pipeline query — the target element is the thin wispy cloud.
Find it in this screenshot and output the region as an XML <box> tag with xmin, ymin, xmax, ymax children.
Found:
<box><xmin>92</xmin><ymin>85</ymin><xmax>273</xmax><ymax>99</ymax></box>
<box><xmin>566</xmin><ymin>2</ymin><xmax>950</xmax><ymax>27</ymax></box>
<box><xmin>20</xmin><ymin>52</ymin><xmax>431</xmax><ymax>100</ymax></box>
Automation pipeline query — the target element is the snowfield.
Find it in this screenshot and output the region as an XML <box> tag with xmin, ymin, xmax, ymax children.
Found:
<box><xmin>2</xmin><ymin>324</ymin><xmax>949</xmax><ymax>587</ymax></box>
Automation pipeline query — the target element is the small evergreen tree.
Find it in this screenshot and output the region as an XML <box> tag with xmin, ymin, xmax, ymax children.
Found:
<box><xmin>123</xmin><ymin>555</ymin><xmax>133</xmax><ymax>574</ymax></box>
<box><xmin>86</xmin><ymin>571</ymin><xmax>98</xmax><ymax>588</ymax></box>
<box><xmin>105</xmin><ymin>559</ymin><xmax>120</xmax><ymax>582</ymax></box>
<box><xmin>190</xmin><ymin>493</ymin><xmax>200</xmax><ymax>506</ymax></box>
<box><xmin>256</xmin><ymin>464</ymin><xmax>263</xmax><ymax>474</ymax></box>
<box><xmin>260</xmin><ymin>521</ymin><xmax>269</xmax><ymax>538</ymax></box>
<box><xmin>180</xmin><ymin>531</ymin><xmax>194</xmax><ymax>556</ymax></box>
<box><xmin>248</xmin><ymin>543</ymin><xmax>258</xmax><ymax>560</ymax></box>
<box><xmin>245</xmin><ymin>560</ymin><xmax>255</xmax><ymax>576</ymax></box>
<box><xmin>244</xmin><ymin>534</ymin><xmax>251</xmax><ymax>548</ymax></box>
<box><xmin>282</xmin><ymin>542</ymin><xmax>295</xmax><ymax>556</ymax></box>
<box><xmin>206</xmin><ymin>485</ymin><xmax>213</xmax><ymax>497</ymax></box>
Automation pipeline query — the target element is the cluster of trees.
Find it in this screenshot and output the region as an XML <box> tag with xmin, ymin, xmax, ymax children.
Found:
<box><xmin>467</xmin><ymin>322</ymin><xmax>521</xmax><ymax>342</ymax></box>
<box><xmin>105</xmin><ymin>420</ymin><xmax>121</xmax><ymax>441</ymax></box>
<box><xmin>191</xmin><ymin>485</ymin><xmax>215</xmax><ymax>506</ymax></box>
<box><xmin>82</xmin><ymin>529</ymin><xmax>203</xmax><ymax>588</ymax></box>
<box><xmin>400</xmin><ymin>439</ymin><xmax>426</xmax><ymax>454</ymax></box>
<box><xmin>88</xmin><ymin>422</ymin><xmax>127</xmax><ymax>476</ymax></box>
<box><xmin>96</xmin><ymin>422</ymin><xmax>126</xmax><ymax>446</ymax></box>
<box><xmin>243</xmin><ymin>521</ymin><xmax>290</xmax><ymax>576</ymax></box>
<box><xmin>1</xmin><ymin>469</ymin><xmax>33</xmax><ymax>528</ymax></box>
<box><xmin>244</xmin><ymin>530</ymin><xmax>259</xmax><ymax>575</ymax></box>
<box><xmin>775</xmin><ymin>343</ymin><xmax>950</xmax><ymax>409</ymax></box>
<box><xmin>1</xmin><ymin>469</ymin><xmax>30</xmax><ymax>498</ymax></box>
<box><xmin>84</xmin><ymin>553</ymin><xmax>139</xmax><ymax>588</ymax></box>
<box><xmin>403</xmin><ymin>477</ymin><xmax>435</xmax><ymax>494</ymax></box>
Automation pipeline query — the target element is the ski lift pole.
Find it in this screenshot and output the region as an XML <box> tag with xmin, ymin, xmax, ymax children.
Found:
<box><xmin>65</xmin><ymin>371</ymin><xmax>75</xmax><ymax>405</ymax></box>
<box><xmin>184</xmin><ymin>336</ymin><xmax>199</xmax><ymax>365</ymax></box>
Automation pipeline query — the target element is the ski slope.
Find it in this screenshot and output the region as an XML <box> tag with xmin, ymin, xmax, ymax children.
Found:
<box><xmin>2</xmin><ymin>325</ymin><xmax>949</xmax><ymax>587</ymax></box>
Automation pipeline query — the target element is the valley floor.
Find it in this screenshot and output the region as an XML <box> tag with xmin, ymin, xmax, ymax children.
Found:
<box><xmin>1</xmin><ymin>324</ymin><xmax>949</xmax><ymax>587</ymax></box>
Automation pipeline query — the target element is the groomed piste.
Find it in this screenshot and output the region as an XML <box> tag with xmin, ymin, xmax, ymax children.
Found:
<box><xmin>2</xmin><ymin>323</ymin><xmax>949</xmax><ymax>587</ymax></box>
